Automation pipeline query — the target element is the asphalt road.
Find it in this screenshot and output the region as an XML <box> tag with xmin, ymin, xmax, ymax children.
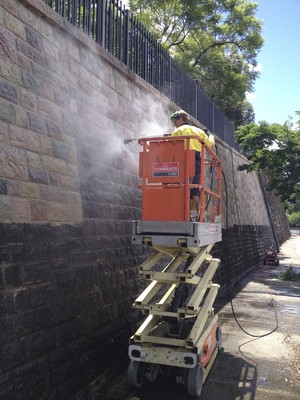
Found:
<box><xmin>97</xmin><ymin>235</ymin><xmax>300</xmax><ymax>400</ymax></box>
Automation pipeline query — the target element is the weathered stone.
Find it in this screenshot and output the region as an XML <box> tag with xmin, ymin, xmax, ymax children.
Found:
<box><xmin>39</xmin><ymin>185</ymin><xmax>68</xmax><ymax>203</ymax></box>
<box><xmin>16</xmin><ymin>38</ymin><xmax>45</xmax><ymax>66</ymax></box>
<box><xmin>29</xmin><ymin>200</ymin><xmax>47</xmax><ymax>221</ymax></box>
<box><xmin>32</xmin><ymin>62</ymin><xmax>57</xmax><ymax>86</ymax></box>
<box><xmin>14</xmin><ymin>358</ymin><xmax>51</xmax><ymax>400</ymax></box>
<box><xmin>0</xmin><ymin>26</ymin><xmax>17</xmax><ymax>63</ymax></box>
<box><xmin>13</xmin><ymin>197</ymin><xmax>30</xmax><ymax>221</ymax></box>
<box><xmin>51</xmin><ymin>139</ymin><xmax>72</xmax><ymax>162</ymax></box>
<box><xmin>28</xmin><ymin>166</ymin><xmax>48</xmax><ymax>184</ymax></box>
<box><xmin>45</xmin><ymin>118</ymin><xmax>63</xmax><ymax>139</ymax></box>
<box><xmin>0</xmin><ymin>179</ymin><xmax>7</xmax><ymax>194</ymax></box>
<box><xmin>0</xmin><ymin>2</ymin><xmax>291</xmax><ymax>400</ymax></box>
<box><xmin>1</xmin><ymin>341</ymin><xmax>26</xmax><ymax>372</ymax></box>
<box><xmin>0</xmin><ymin>119</ymin><xmax>9</xmax><ymax>142</ymax></box>
<box><xmin>0</xmin><ymin>78</ymin><xmax>18</xmax><ymax>104</ymax></box>
<box><xmin>0</xmin><ymin>98</ymin><xmax>16</xmax><ymax>123</ymax></box>
<box><xmin>8</xmin><ymin>180</ymin><xmax>39</xmax><ymax>199</ymax></box>
<box><xmin>0</xmin><ymin>57</ymin><xmax>22</xmax><ymax>86</ymax></box>
<box><xmin>0</xmin><ymin>145</ymin><xmax>27</xmax><ymax>180</ymax></box>
<box><xmin>25</xmin><ymin>26</ymin><xmax>44</xmax><ymax>51</ymax></box>
<box><xmin>20</xmin><ymin>88</ymin><xmax>37</xmax><ymax>111</ymax></box>
<box><xmin>38</xmin><ymin>97</ymin><xmax>62</xmax><ymax>123</ymax></box>
<box><xmin>40</xmin><ymin>154</ymin><xmax>68</xmax><ymax>174</ymax></box>
<box><xmin>21</xmin><ymin>70</ymin><xmax>42</xmax><ymax>96</ymax></box>
<box><xmin>47</xmin><ymin>202</ymin><xmax>71</xmax><ymax>222</ymax></box>
<box><xmin>10</xmin><ymin>125</ymin><xmax>40</xmax><ymax>152</ymax></box>
<box><xmin>28</xmin><ymin>112</ymin><xmax>46</xmax><ymax>134</ymax></box>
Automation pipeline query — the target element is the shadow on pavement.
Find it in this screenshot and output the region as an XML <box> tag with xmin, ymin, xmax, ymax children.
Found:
<box><xmin>97</xmin><ymin>350</ymin><xmax>257</xmax><ymax>400</ymax></box>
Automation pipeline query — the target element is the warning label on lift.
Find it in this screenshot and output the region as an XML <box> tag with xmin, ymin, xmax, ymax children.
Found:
<box><xmin>153</xmin><ymin>162</ymin><xmax>179</xmax><ymax>177</ymax></box>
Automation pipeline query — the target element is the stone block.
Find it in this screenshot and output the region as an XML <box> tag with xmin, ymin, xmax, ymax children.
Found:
<box><xmin>15</xmin><ymin>107</ymin><xmax>28</xmax><ymax>128</ymax></box>
<box><xmin>39</xmin><ymin>185</ymin><xmax>68</xmax><ymax>203</ymax></box>
<box><xmin>51</xmin><ymin>139</ymin><xmax>73</xmax><ymax>162</ymax></box>
<box><xmin>0</xmin><ymin>120</ymin><xmax>9</xmax><ymax>143</ymax></box>
<box><xmin>42</xmin><ymin>80</ymin><xmax>55</xmax><ymax>103</ymax></box>
<box><xmin>20</xmin><ymin>261</ymin><xmax>51</xmax><ymax>285</ymax></box>
<box><xmin>21</xmin><ymin>70</ymin><xmax>42</xmax><ymax>96</ymax></box>
<box><xmin>13</xmin><ymin>197</ymin><xmax>30</xmax><ymax>222</ymax></box>
<box><xmin>39</xmin><ymin>135</ymin><xmax>52</xmax><ymax>155</ymax></box>
<box><xmin>29</xmin><ymin>199</ymin><xmax>47</xmax><ymax>221</ymax></box>
<box><xmin>3</xmin><ymin>9</ymin><xmax>25</xmax><ymax>40</ymax></box>
<box><xmin>0</xmin><ymin>179</ymin><xmax>7</xmax><ymax>194</ymax></box>
<box><xmin>54</xmin><ymin>88</ymin><xmax>70</xmax><ymax>109</ymax></box>
<box><xmin>20</xmin><ymin>88</ymin><xmax>38</xmax><ymax>111</ymax></box>
<box><xmin>0</xmin><ymin>196</ymin><xmax>13</xmax><ymax>221</ymax></box>
<box><xmin>0</xmin><ymin>370</ymin><xmax>14</xmax><ymax>400</ymax></box>
<box><xmin>26</xmin><ymin>150</ymin><xmax>42</xmax><ymax>168</ymax></box>
<box><xmin>8</xmin><ymin>180</ymin><xmax>39</xmax><ymax>199</ymax></box>
<box><xmin>1</xmin><ymin>263</ymin><xmax>20</xmax><ymax>287</ymax></box>
<box><xmin>16</xmin><ymin>38</ymin><xmax>45</xmax><ymax>67</ymax></box>
<box><xmin>41</xmin><ymin>154</ymin><xmax>68</xmax><ymax>174</ymax></box>
<box><xmin>0</xmin><ymin>98</ymin><xmax>16</xmax><ymax>123</ymax></box>
<box><xmin>24</xmin><ymin>329</ymin><xmax>57</xmax><ymax>359</ymax></box>
<box><xmin>47</xmin><ymin>202</ymin><xmax>71</xmax><ymax>222</ymax></box>
<box><xmin>28</xmin><ymin>166</ymin><xmax>48</xmax><ymax>184</ymax></box>
<box><xmin>0</xmin><ymin>244</ymin><xmax>9</xmax><ymax>263</ymax></box>
<box><xmin>14</xmin><ymin>358</ymin><xmax>51</xmax><ymax>400</ymax></box>
<box><xmin>38</xmin><ymin>97</ymin><xmax>62</xmax><ymax>124</ymax></box>
<box><xmin>43</xmin><ymin>39</ymin><xmax>59</xmax><ymax>63</ymax></box>
<box><xmin>45</xmin><ymin>118</ymin><xmax>63</xmax><ymax>139</ymax></box>
<box><xmin>0</xmin><ymin>26</ymin><xmax>17</xmax><ymax>63</ymax></box>
<box><xmin>17</xmin><ymin>52</ymin><xmax>32</xmax><ymax>72</ymax></box>
<box><xmin>0</xmin><ymin>56</ymin><xmax>22</xmax><ymax>86</ymax></box>
<box><xmin>1</xmin><ymin>340</ymin><xmax>26</xmax><ymax>372</ymax></box>
<box><xmin>0</xmin><ymin>307</ymin><xmax>36</xmax><ymax>343</ymax></box>
<box><xmin>1</xmin><ymin>0</ymin><xmax>17</xmax><ymax>14</ymax></box>
<box><xmin>25</xmin><ymin>26</ymin><xmax>44</xmax><ymax>51</ymax></box>
<box><xmin>61</xmin><ymin>175</ymin><xmax>80</xmax><ymax>191</ymax></box>
<box><xmin>14</xmin><ymin>283</ymin><xmax>58</xmax><ymax>311</ymax></box>
<box><xmin>28</xmin><ymin>112</ymin><xmax>46</xmax><ymax>134</ymax></box>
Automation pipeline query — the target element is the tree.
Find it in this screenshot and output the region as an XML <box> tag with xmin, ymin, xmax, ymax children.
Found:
<box><xmin>235</xmin><ymin>113</ymin><xmax>300</xmax><ymax>205</ymax></box>
<box><xmin>129</xmin><ymin>0</ymin><xmax>263</xmax><ymax>127</ymax></box>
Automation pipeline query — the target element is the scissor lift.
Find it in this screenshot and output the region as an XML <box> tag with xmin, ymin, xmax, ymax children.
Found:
<box><xmin>128</xmin><ymin>135</ymin><xmax>223</xmax><ymax>397</ymax></box>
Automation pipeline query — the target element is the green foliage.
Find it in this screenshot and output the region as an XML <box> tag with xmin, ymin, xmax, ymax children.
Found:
<box><xmin>235</xmin><ymin>113</ymin><xmax>300</xmax><ymax>204</ymax></box>
<box><xmin>288</xmin><ymin>212</ymin><xmax>300</xmax><ymax>227</ymax></box>
<box><xmin>279</xmin><ymin>267</ymin><xmax>300</xmax><ymax>281</ymax></box>
<box><xmin>129</xmin><ymin>0</ymin><xmax>263</xmax><ymax>127</ymax></box>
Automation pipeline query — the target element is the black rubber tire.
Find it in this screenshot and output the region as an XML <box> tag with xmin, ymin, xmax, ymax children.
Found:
<box><xmin>216</xmin><ymin>326</ymin><xmax>222</xmax><ymax>351</ymax></box>
<box><xmin>187</xmin><ymin>365</ymin><xmax>203</xmax><ymax>398</ymax></box>
<box><xmin>128</xmin><ymin>360</ymin><xmax>144</xmax><ymax>388</ymax></box>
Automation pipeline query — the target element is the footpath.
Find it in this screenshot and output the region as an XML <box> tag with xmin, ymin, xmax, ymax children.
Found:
<box><xmin>97</xmin><ymin>235</ymin><xmax>300</xmax><ymax>400</ymax></box>
<box><xmin>202</xmin><ymin>234</ymin><xmax>300</xmax><ymax>400</ymax></box>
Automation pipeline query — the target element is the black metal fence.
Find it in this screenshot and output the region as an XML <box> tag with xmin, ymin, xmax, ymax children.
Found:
<box><xmin>44</xmin><ymin>0</ymin><xmax>237</xmax><ymax>148</ymax></box>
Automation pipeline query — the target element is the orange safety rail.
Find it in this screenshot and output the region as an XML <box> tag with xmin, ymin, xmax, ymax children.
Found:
<box><xmin>138</xmin><ymin>136</ymin><xmax>222</xmax><ymax>222</ymax></box>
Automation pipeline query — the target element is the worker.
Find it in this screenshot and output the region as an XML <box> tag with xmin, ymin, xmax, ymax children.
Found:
<box><xmin>170</xmin><ymin>110</ymin><xmax>215</xmax><ymax>219</ymax></box>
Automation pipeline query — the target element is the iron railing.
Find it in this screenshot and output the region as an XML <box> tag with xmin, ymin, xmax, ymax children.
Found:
<box><xmin>44</xmin><ymin>0</ymin><xmax>237</xmax><ymax>149</ymax></box>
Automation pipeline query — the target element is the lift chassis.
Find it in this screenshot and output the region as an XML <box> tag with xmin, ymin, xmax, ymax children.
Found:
<box><xmin>128</xmin><ymin>135</ymin><xmax>223</xmax><ymax>397</ymax></box>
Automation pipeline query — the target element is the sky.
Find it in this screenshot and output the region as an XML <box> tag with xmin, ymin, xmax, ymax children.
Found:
<box><xmin>249</xmin><ymin>0</ymin><xmax>300</xmax><ymax>125</ymax></box>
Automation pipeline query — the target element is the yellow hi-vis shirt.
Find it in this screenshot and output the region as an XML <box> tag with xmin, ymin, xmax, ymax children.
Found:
<box><xmin>171</xmin><ymin>125</ymin><xmax>215</xmax><ymax>152</ymax></box>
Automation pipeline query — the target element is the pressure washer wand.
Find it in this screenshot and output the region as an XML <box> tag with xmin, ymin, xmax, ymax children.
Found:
<box><xmin>123</xmin><ymin>138</ymin><xmax>138</xmax><ymax>145</ymax></box>
<box><xmin>124</xmin><ymin>134</ymin><xmax>170</xmax><ymax>145</ymax></box>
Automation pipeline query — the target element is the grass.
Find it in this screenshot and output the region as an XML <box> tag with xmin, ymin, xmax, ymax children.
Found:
<box><xmin>279</xmin><ymin>267</ymin><xmax>300</xmax><ymax>281</ymax></box>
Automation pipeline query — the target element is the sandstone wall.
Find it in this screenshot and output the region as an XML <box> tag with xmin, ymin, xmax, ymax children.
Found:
<box><xmin>0</xmin><ymin>1</ymin><xmax>290</xmax><ymax>399</ymax></box>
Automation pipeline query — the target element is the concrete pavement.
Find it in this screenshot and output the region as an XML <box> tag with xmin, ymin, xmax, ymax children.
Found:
<box><xmin>97</xmin><ymin>235</ymin><xmax>300</xmax><ymax>400</ymax></box>
<box><xmin>202</xmin><ymin>234</ymin><xmax>300</xmax><ymax>400</ymax></box>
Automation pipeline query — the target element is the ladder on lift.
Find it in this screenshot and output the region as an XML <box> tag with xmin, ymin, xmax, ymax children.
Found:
<box><xmin>128</xmin><ymin>135</ymin><xmax>223</xmax><ymax>397</ymax></box>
